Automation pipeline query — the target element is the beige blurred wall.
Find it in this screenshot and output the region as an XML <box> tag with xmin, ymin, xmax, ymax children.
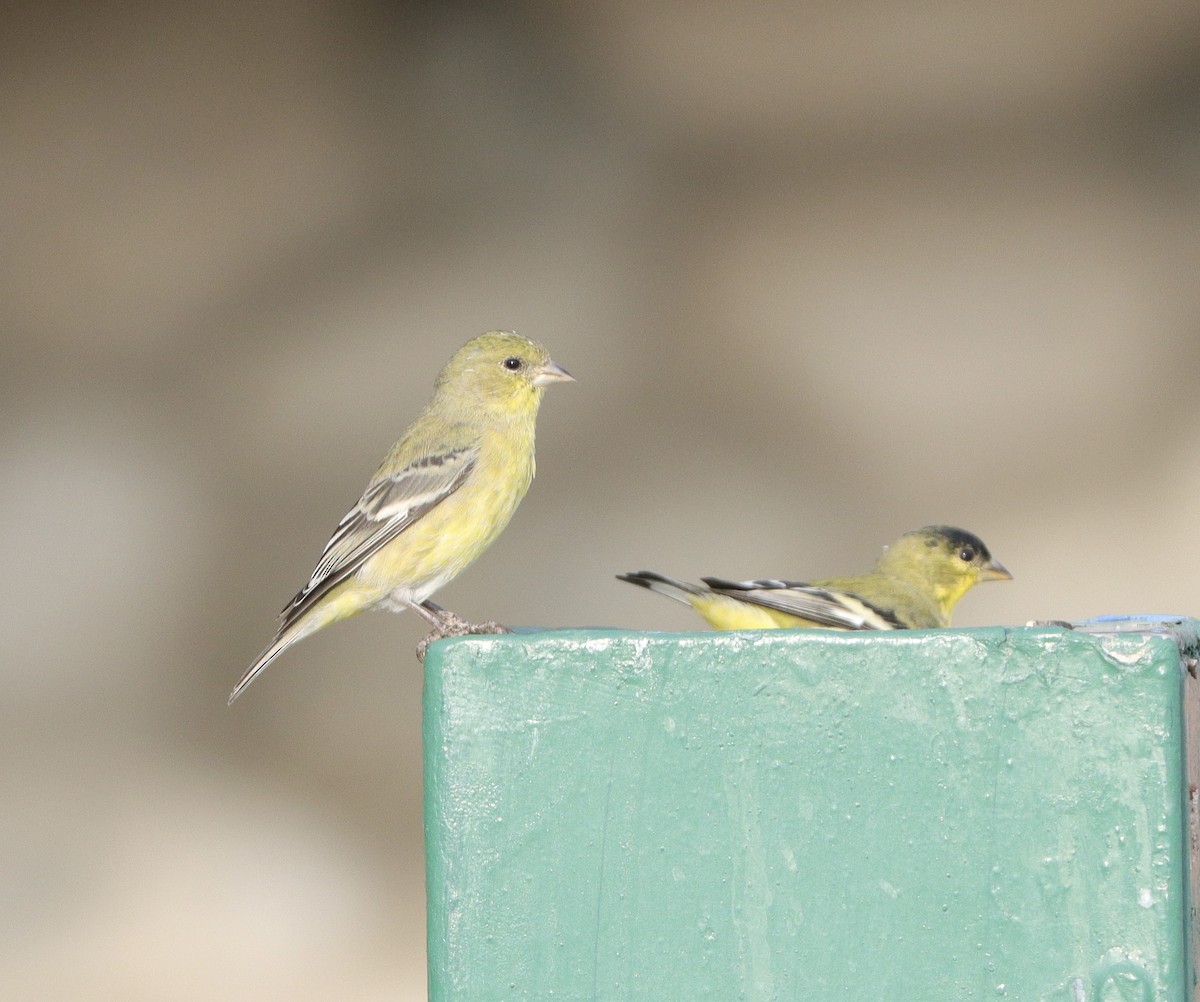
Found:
<box><xmin>3</xmin><ymin>1</ymin><xmax>1199</xmax><ymax>998</ymax></box>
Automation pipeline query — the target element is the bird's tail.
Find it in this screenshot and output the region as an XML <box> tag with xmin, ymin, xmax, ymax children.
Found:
<box><xmin>227</xmin><ymin>616</ymin><xmax>325</xmax><ymax>704</ymax></box>
<box><xmin>228</xmin><ymin>578</ymin><xmax>378</xmax><ymax>703</ymax></box>
<box><xmin>228</xmin><ymin>635</ymin><xmax>288</xmax><ymax>704</ymax></box>
<box><xmin>616</xmin><ymin>570</ymin><xmax>709</xmax><ymax>606</ymax></box>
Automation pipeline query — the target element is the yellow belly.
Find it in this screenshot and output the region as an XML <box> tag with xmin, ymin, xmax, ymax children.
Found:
<box><xmin>690</xmin><ymin>593</ymin><xmax>815</xmax><ymax>630</ymax></box>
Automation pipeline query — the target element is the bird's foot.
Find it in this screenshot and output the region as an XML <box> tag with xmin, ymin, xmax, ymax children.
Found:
<box><xmin>415</xmin><ymin>609</ymin><xmax>514</xmax><ymax>663</ymax></box>
<box><xmin>463</xmin><ymin>620</ymin><xmax>514</xmax><ymax>636</ymax></box>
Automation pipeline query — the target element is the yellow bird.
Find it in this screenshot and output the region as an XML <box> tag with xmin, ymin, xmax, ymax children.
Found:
<box><xmin>619</xmin><ymin>525</ymin><xmax>1010</xmax><ymax>631</ymax></box>
<box><xmin>230</xmin><ymin>331</ymin><xmax>573</xmax><ymax>702</ymax></box>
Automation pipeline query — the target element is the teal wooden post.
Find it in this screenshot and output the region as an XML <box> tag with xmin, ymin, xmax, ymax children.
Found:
<box><xmin>424</xmin><ymin>619</ymin><xmax>1200</xmax><ymax>1000</ymax></box>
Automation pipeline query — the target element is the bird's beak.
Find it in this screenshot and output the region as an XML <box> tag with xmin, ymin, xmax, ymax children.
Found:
<box><xmin>532</xmin><ymin>359</ymin><xmax>575</xmax><ymax>386</ymax></box>
<box><xmin>979</xmin><ymin>559</ymin><xmax>1012</xmax><ymax>582</ymax></box>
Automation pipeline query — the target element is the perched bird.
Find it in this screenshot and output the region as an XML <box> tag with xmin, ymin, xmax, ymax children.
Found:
<box><xmin>229</xmin><ymin>331</ymin><xmax>573</xmax><ymax>703</ymax></box>
<box><xmin>619</xmin><ymin>525</ymin><xmax>1010</xmax><ymax>632</ymax></box>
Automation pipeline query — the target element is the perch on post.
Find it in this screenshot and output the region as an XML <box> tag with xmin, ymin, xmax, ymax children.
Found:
<box><xmin>424</xmin><ymin>618</ymin><xmax>1200</xmax><ymax>1001</ymax></box>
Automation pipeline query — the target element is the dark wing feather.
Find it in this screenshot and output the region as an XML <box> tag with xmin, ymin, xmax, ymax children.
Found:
<box><xmin>701</xmin><ymin>577</ymin><xmax>905</xmax><ymax>630</ymax></box>
<box><xmin>277</xmin><ymin>445</ymin><xmax>478</xmax><ymax>632</ymax></box>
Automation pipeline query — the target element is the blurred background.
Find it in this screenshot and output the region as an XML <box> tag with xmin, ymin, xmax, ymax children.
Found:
<box><xmin>4</xmin><ymin>0</ymin><xmax>1199</xmax><ymax>997</ymax></box>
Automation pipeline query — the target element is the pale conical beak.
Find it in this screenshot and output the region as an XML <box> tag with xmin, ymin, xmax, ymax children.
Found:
<box><xmin>532</xmin><ymin>359</ymin><xmax>575</xmax><ymax>386</ymax></box>
<box><xmin>979</xmin><ymin>559</ymin><xmax>1012</xmax><ymax>583</ymax></box>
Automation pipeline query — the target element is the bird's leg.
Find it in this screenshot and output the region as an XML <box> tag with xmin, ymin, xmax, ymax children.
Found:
<box><xmin>419</xmin><ymin>600</ymin><xmax>470</xmax><ymax>633</ymax></box>
<box><xmin>411</xmin><ymin>600</ymin><xmax>514</xmax><ymax>663</ymax></box>
<box><xmin>422</xmin><ymin>601</ymin><xmax>512</xmax><ymax>636</ymax></box>
<box><xmin>405</xmin><ymin>599</ymin><xmax>449</xmax><ymax>629</ymax></box>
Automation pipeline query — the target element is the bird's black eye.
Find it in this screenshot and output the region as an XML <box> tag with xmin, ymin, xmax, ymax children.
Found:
<box><xmin>959</xmin><ymin>547</ymin><xmax>976</xmax><ymax>563</ymax></box>
<box><xmin>502</xmin><ymin>356</ymin><xmax>523</xmax><ymax>371</ymax></box>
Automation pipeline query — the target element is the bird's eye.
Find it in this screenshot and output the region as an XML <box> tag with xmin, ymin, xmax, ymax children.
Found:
<box><xmin>502</xmin><ymin>357</ymin><xmax>523</xmax><ymax>371</ymax></box>
<box><xmin>959</xmin><ymin>547</ymin><xmax>976</xmax><ymax>562</ymax></box>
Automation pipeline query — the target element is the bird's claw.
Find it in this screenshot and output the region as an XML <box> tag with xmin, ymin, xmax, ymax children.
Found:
<box><xmin>466</xmin><ymin>620</ymin><xmax>514</xmax><ymax>636</ymax></box>
<box><xmin>415</xmin><ymin>619</ymin><xmax>514</xmax><ymax>663</ymax></box>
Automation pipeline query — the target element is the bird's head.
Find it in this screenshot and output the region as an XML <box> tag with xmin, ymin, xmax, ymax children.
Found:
<box><xmin>877</xmin><ymin>525</ymin><xmax>1011</xmax><ymax>619</ymax></box>
<box><xmin>437</xmin><ymin>331</ymin><xmax>574</xmax><ymax>416</ymax></box>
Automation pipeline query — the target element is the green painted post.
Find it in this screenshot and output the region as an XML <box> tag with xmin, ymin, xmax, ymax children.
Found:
<box><xmin>424</xmin><ymin>620</ymin><xmax>1200</xmax><ymax>1000</ymax></box>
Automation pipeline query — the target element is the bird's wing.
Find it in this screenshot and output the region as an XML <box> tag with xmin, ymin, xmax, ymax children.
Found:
<box><xmin>278</xmin><ymin>445</ymin><xmax>479</xmax><ymax>631</ymax></box>
<box><xmin>700</xmin><ymin>577</ymin><xmax>905</xmax><ymax>630</ymax></box>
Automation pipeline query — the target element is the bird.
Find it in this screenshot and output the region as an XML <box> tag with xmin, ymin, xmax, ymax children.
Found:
<box><xmin>618</xmin><ymin>525</ymin><xmax>1010</xmax><ymax>632</ymax></box>
<box><xmin>229</xmin><ymin>331</ymin><xmax>574</xmax><ymax>703</ymax></box>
